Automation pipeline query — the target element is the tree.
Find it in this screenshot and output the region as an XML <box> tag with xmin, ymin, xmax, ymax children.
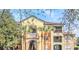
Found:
<box><xmin>0</xmin><ymin>9</ymin><xmax>20</xmax><ymax>50</ymax></box>
<box><xmin>63</xmin><ymin>9</ymin><xmax>79</xmax><ymax>32</ymax></box>
<box><xmin>62</xmin><ymin>9</ymin><xmax>79</xmax><ymax>49</ymax></box>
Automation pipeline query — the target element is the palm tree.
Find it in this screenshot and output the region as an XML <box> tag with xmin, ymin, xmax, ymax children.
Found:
<box><xmin>38</xmin><ymin>26</ymin><xmax>53</xmax><ymax>50</ymax></box>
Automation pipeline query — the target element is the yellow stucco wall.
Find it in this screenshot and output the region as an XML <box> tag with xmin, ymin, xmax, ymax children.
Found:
<box><xmin>21</xmin><ymin>16</ymin><xmax>44</xmax><ymax>28</ymax></box>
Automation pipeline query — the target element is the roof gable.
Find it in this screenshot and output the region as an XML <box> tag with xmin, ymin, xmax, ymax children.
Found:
<box><xmin>20</xmin><ymin>15</ymin><xmax>46</xmax><ymax>23</ymax></box>
<box><xmin>20</xmin><ymin>15</ymin><xmax>63</xmax><ymax>26</ymax></box>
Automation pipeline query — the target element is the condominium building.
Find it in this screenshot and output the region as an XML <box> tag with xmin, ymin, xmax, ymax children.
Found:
<box><xmin>21</xmin><ymin>16</ymin><xmax>77</xmax><ymax>50</ymax></box>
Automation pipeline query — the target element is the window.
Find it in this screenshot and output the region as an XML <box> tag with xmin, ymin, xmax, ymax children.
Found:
<box><xmin>54</xmin><ymin>36</ymin><xmax>62</xmax><ymax>42</ymax></box>
<box><xmin>54</xmin><ymin>44</ymin><xmax>62</xmax><ymax>50</ymax></box>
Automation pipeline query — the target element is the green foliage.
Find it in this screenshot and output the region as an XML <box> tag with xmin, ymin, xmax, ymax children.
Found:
<box><xmin>75</xmin><ymin>46</ymin><xmax>79</xmax><ymax>48</ymax></box>
<box><xmin>0</xmin><ymin>10</ymin><xmax>21</xmax><ymax>49</ymax></box>
<box><xmin>37</xmin><ymin>26</ymin><xmax>53</xmax><ymax>32</ymax></box>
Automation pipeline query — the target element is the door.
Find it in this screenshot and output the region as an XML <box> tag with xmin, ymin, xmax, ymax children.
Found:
<box><xmin>28</xmin><ymin>40</ymin><xmax>37</xmax><ymax>50</ymax></box>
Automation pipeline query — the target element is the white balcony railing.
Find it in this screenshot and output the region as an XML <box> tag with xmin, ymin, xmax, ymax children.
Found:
<box><xmin>26</xmin><ymin>33</ymin><xmax>38</xmax><ymax>39</ymax></box>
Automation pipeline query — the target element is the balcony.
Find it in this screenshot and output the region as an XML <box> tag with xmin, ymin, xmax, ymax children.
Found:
<box><xmin>54</xmin><ymin>30</ymin><xmax>62</xmax><ymax>33</ymax></box>
<box><xmin>54</xmin><ymin>26</ymin><xmax>62</xmax><ymax>33</ymax></box>
<box><xmin>26</xmin><ymin>33</ymin><xmax>38</xmax><ymax>39</ymax></box>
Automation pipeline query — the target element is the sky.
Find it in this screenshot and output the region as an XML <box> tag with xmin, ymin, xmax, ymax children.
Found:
<box><xmin>11</xmin><ymin>9</ymin><xmax>64</xmax><ymax>23</ymax></box>
<box><xmin>11</xmin><ymin>9</ymin><xmax>79</xmax><ymax>37</ymax></box>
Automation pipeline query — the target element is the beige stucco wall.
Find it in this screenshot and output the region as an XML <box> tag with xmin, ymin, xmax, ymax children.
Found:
<box><xmin>21</xmin><ymin>17</ymin><xmax>44</xmax><ymax>28</ymax></box>
<box><xmin>21</xmin><ymin>16</ymin><xmax>77</xmax><ymax>50</ymax></box>
<box><xmin>62</xmin><ymin>36</ymin><xmax>77</xmax><ymax>50</ymax></box>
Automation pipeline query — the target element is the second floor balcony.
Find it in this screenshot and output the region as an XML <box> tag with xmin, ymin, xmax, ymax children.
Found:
<box><xmin>54</xmin><ymin>29</ymin><xmax>62</xmax><ymax>32</ymax></box>
<box><xmin>54</xmin><ymin>26</ymin><xmax>62</xmax><ymax>33</ymax></box>
<box><xmin>26</xmin><ymin>33</ymin><xmax>38</xmax><ymax>39</ymax></box>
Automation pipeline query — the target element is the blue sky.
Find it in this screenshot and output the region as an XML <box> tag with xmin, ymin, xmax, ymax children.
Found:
<box><xmin>11</xmin><ymin>9</ymin><xmax>64</xmax><ymax>23</ymax></box>
<box><xmin>11</xmin><ymin>9</ymin><xmax>79</xmax><ymax>37</ymax></box>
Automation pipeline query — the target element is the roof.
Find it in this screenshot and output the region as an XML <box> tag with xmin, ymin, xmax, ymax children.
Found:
<box><xmin>44</xmin><ymin>22</ymin><xmax>63</xmax><ymax>25</ymax></box>
<box><xmin>20</xmin><ymin>15</ymin><xmax>64</xmax><ymax>26</ymax></box>
<box><xmin>63</xmin><ymin>32</ymin><xmax>75</xmax><ymax>35</ymax></box>
<box><xmin>20</xmin><ymin>15</ymin><xmax>46</xmax><ymax>23</ymax></box>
